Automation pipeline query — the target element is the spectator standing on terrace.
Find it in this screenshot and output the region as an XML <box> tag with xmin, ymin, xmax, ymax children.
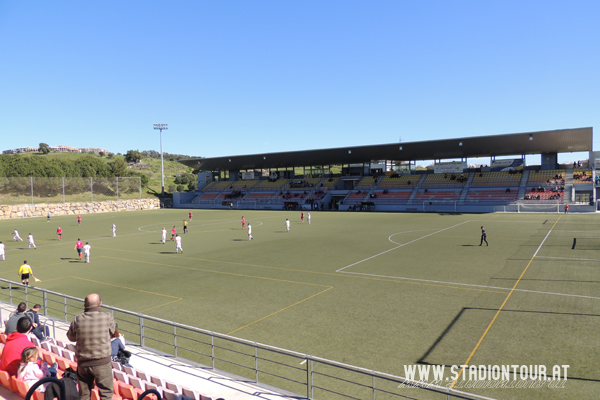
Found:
<box><xmin>75</xmin><ymin>238</ymin><xmax>83</xmax><ymax>260</ymax></box>
<box><xmin>0</xmin><ymin>317</ymin><xmax>35</xmax><ymax>376</ymax></box>
<box><xmin>18</xmin><ymin>261</ymin><xmax>33</xmax><ymax>286</ymax></box>
<box><xmin>161</xmin><ymin>227</ymin><xmax>167</xmax><ymax>244</ymax></box>
<box><xmin>13</xmin><ymin>230</ymin><xmax>23</xmax><ymax>241</ymax></box>
<box><xmin>175</xmin><ymin>234</ymin><xmax>183</xmax><ymax>253</ymax></box>
<box><xmin>285</xmin><ymin>219</ymin><xmax>290</xmax><ymax>232</ymax></box>
<box><xmin>78</xmin><ymin>215</ymin><xmax>82</xmax><ymax>226</ymax></box>
<box><xmin>67</xmin><ymin>293</ymin><xmax>116</xmax><ymax>400</ymax></box>
<box><xmin>479</xmin><ymin>226</ymin><xmax>488</xmax><ymax>246</ymax></box>
<box><xmin>242</xmin><ymin>216</ymin><xmax>246</xmax><ymax>229</ymax></box>
<box><xmin>0</xmin><ymin>241</ymin><xmax>5</xmax><ymax>261</ymax></box>
<box><xmin>83</xmin><ymin>242</ymin><xmax>91</xmax><ymax>263</ymax></box>
<box><xmin>57</xmin><ymin>226</ymin><xmax>62</xmax><ymax>241</ymax></box>
<box><xmin>27</xmin><ymin>233</ymin><xmax>37</xmax><ymax>249</ymax></box>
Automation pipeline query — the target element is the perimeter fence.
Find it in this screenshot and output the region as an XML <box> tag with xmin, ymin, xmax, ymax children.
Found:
<box><xmin>0</xmin><ymin>279</ymin><xmax>496</xmax><ymax>400</ymax></box>
<box><xmin>0</xmin><ymin>177</ymin><xmax>141</xmax><ymax>205</ymax></box>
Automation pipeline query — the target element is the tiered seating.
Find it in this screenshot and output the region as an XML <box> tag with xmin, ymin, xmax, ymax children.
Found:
<box><xmin>288</xmin><ymin>178</ymin><xmax>321</xmax><ymax>188</ymax></box>
<box><xmin>230</xmin><ymin>180</ymin><xmax>259</xmax><ymax>190</ymax></box>
<box><xmin>321</xmin><ymin>177</ymin><xmax>340</xmax><ymax>189</ymax></box>
<box><xmin>200</xmin><ymin>181</ymin><xmax>231</xmax><ymax>191</ymax></box>
<box><xmin>254</xmin><ymin>179</ymin><xmax>289</xmax><ymax>191</ymax></box>
<box><xmin>422</xmin><ymin>173</ymin><xmax>469</xmax><ymax>187</ymax></box>
<box><xmin>470</xmin><ymin>171</ymin><xmax>522</xmax><ymax>186</ymax></box>
<box><xmin>272</xmin><ymin>191</ymin><xmax>308</xmax><ymax>203</ymax></box>
<box><xmin>25</xmin><ymin>337</ymin><xmax>214</xmax><ymax>400</ymax></box>
<box><xmin>344</xmin><ymin>191</ymin><xmax>368</xmax><ymax>204</ymax></box>
<box><xmin>524</xmin><ymin>189</ymin><xmax>563</xmax><ymax>201</ymax></box>
<box><xmin>573</xmin><ymin>169</ymin><xmax>592</xmax><ymax>184</ymax></box>
<box><xmin>244</xmin><ymin>192</ymin><xmax>275</xmax><ymax>202</ymax></box>
<box><xmin>190</xmin><ymin>192</ymin><xmax>220</xmax><ymax>203</ymax></box>
<box><xmin>370</xmin><ymin>190</ymin><xmax>412</xmax><ymax>204</ymax></box>
<box><xmin>527</xmin><ymin>170</ymin><xmax>564</xmax><ymax>186</ymax></box>
<box><xmin>307</xmin><ymin>191</ymin><xmax>327</xmax><ymax>202</ymax></box>
<box><xmin>355</xmin><ymin>177</ymin><xmax>379</xmax><ymax>190</ymax></box>
<box><xmin>464</xmin><ymin>189</ymin><xmax>518</xmax><ymax>203</ymax></box>
<box><xmin>413</xmin><ymin>189</ymin><xmax>461</xmax><ymax>202</ymax></box>
<box><xmin>378</xmin><ymin>175</ymin><xmax>419</xmax><ymax>188</ymax></box>
<box><xmin>213</xmin><ymin>192</ymin><xmax>230</xmax><ymax>201</ymax></box>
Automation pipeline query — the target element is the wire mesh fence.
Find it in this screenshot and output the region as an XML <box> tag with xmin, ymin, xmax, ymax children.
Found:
<box><xmin>0</xmin><ymin>177</ymin><xmax>141</xmax><ymax>205</ymax></box>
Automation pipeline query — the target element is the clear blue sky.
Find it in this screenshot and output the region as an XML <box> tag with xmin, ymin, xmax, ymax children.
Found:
<box><xmin>1</xmin><ymin>1</ymin><xmax>598</xmax><ymax>164</ymax></box>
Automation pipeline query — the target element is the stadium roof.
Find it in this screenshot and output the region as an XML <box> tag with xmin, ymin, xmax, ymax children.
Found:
<box><xmin>179</xmin><ymin>127</ymin><xmax>593</xmax><ymax>172</ymax></box>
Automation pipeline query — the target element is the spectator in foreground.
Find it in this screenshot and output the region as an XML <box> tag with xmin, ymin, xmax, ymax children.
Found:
<box><xmin>26</xmin><ymin>304</ymin><xmax>49</xmax><ymax>341</ymax></box>
<box><xmin>5</xmin><ymin>302</ymin><xmax>27</xmax><ymax>335</ymax></box>
<box><xmin>67</xmin><ymin>293</ymin><xmax>116</xmax><ymax>400</ymax></box>
<box><xmin>0</xmin><ymin>317</ymin><xmax>35</xmax><ymax>376</ymax></box>
<box><xmin>17</xmin><ymin>346</ymin><xmax>56</xmax><ymax>392</ymax></box>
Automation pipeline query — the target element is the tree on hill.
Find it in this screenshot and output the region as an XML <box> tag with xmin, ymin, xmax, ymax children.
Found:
<box><xmin>39</xmin><ymin>143</ymin><xmax>51</xmax><ymax>154</ymax></box>
<box><xmin>110</xmin><ymin>158</ymin><xmax>129</xmax><ymax>177</ymax></box>
<box><xmin>125</xmin><ymin>150</ymin><xmax>143</xmax><ymax>163</ymax></box>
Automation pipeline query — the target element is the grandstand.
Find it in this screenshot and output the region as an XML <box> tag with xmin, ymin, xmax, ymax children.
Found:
<box><xmin>414</xmin><ymin>189</ymin><xmax>462</xmax><ymax>202</ymax></box>
<box><xmin>470</xmin><ymin>171</ymin><xmax>522</xmax><ymax>186</ymax></box>
<box><xmin>378</xmin><ymin>175</ymin><xmax>419</xmax><ymax>188</ymax></box>
<box><xmin>421</xmin><ymin>173</ymin><xmax>469</xmax><ymax>187</ymax></box>
<box><xmin>200</xmin><ymin>180</ymin><xmax>231</xmax><ymax>191</ymax></box>
<box><xmin>0</xmin><ymin>299</ymin><xmax>296</xmax><ymax>400</ymax></box>
<box><xmin>176</xmin><ymin>128</ymin><xmax>596</xmax><ymax>212</ymax></box>
<box><xmin>464</xmin><ymin>188</ymin><xmax>519</xmax><ymax>203</ymax></box>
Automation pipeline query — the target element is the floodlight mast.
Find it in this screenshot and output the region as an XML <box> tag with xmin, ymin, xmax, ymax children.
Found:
<box><xmin>153</xmin><ymin>123</ymin><xmax>169</xmax><ymax>196</ymax></box>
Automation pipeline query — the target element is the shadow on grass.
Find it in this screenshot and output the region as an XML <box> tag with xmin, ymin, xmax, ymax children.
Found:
<box><xmin>158</xmin><ymin>252</ymin><xmax>175</xmax><ymax>254</ymax></box>
<box><xmin>417</xmin><ymin>307</ymin><xmax>600</xmax><ymax>383</ymax></box>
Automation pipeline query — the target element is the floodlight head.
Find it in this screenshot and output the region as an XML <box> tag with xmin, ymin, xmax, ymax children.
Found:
<box><xmin>154</xmin><ymin>123</ymin><xmax>169</xmax><ymax>130</ymax></box>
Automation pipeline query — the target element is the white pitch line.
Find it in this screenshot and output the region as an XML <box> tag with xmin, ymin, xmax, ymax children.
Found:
<box><xmin>337</xmin><ymin>270</ymin><xmax>600</xmax><ymax>300</ymax></box>
<box><xmin>335</xmin><ymin>221</ymin><xmax>470</xmax><ymax>272</ymax></box>
<box><xmin>337</xmin><ymin>219</ymin><xmax>600</xmax><ymax>300</ymax></box>
<box><xmin>536</xmin><ymin>256</ymin><xmax>600</xmax><ymax>262</ymax></box>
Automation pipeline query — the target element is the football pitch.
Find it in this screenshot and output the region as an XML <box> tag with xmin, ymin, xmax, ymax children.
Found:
<box><xmin>0</xmin><ymin>209</ymin><xmax>599</xmax><ymax>399</ymax></box>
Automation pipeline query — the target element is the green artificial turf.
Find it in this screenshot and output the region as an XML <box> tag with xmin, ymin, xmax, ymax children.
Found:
<box><xmin>0</xmin><ymin>210</ymin><xmax>598</xmax><ymax>400</ymax></box>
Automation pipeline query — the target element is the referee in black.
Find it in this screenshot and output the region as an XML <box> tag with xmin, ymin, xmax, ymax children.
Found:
<box><xmin>480</xmin><ymin>226</ymin><xmax>488</xmax><ymax>246</ymax></box>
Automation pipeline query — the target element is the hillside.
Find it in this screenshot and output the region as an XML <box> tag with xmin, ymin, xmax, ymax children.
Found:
<box><xmin>0</xmin><ymin>151</ymin><xmax>197</xmax><ymax>198</ymax></box>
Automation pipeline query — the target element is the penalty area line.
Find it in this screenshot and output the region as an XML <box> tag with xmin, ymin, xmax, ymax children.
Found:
<box><xmin>336</xmin><ymin>221</ymin><xmax>469</xmax><ymax>272</ymax></box>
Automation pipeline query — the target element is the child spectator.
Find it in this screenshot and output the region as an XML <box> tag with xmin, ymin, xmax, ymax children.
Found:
<box><xmin>16</xmin><ymin>347</ymin><xmax>56</xmax><ymax>392</ymax></box>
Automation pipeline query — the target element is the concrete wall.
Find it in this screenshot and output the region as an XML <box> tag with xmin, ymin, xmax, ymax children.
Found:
<box><xmin>0</xmin><ymin>198</ymin><xmax>160</xmax><ymax>219</ymax></box>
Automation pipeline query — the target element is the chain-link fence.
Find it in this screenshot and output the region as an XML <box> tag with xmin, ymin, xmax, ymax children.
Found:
<box><xmin>0</xmin><ymin>177</ymin><xmax>141</xmax><ymax>205</ymax></box>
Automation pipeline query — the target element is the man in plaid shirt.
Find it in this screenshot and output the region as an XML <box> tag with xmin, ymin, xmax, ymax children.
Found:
<box><xmin>67</xmin><ymin>293</ymin><xmax>116</xmax><ymax>400</ymax></box>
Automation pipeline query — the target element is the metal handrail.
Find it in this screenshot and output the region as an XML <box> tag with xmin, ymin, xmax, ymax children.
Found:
<box><xmin>1</xmin><ymin>278</ymin><xmax>496</xmax><ymax>400</ymax></box>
